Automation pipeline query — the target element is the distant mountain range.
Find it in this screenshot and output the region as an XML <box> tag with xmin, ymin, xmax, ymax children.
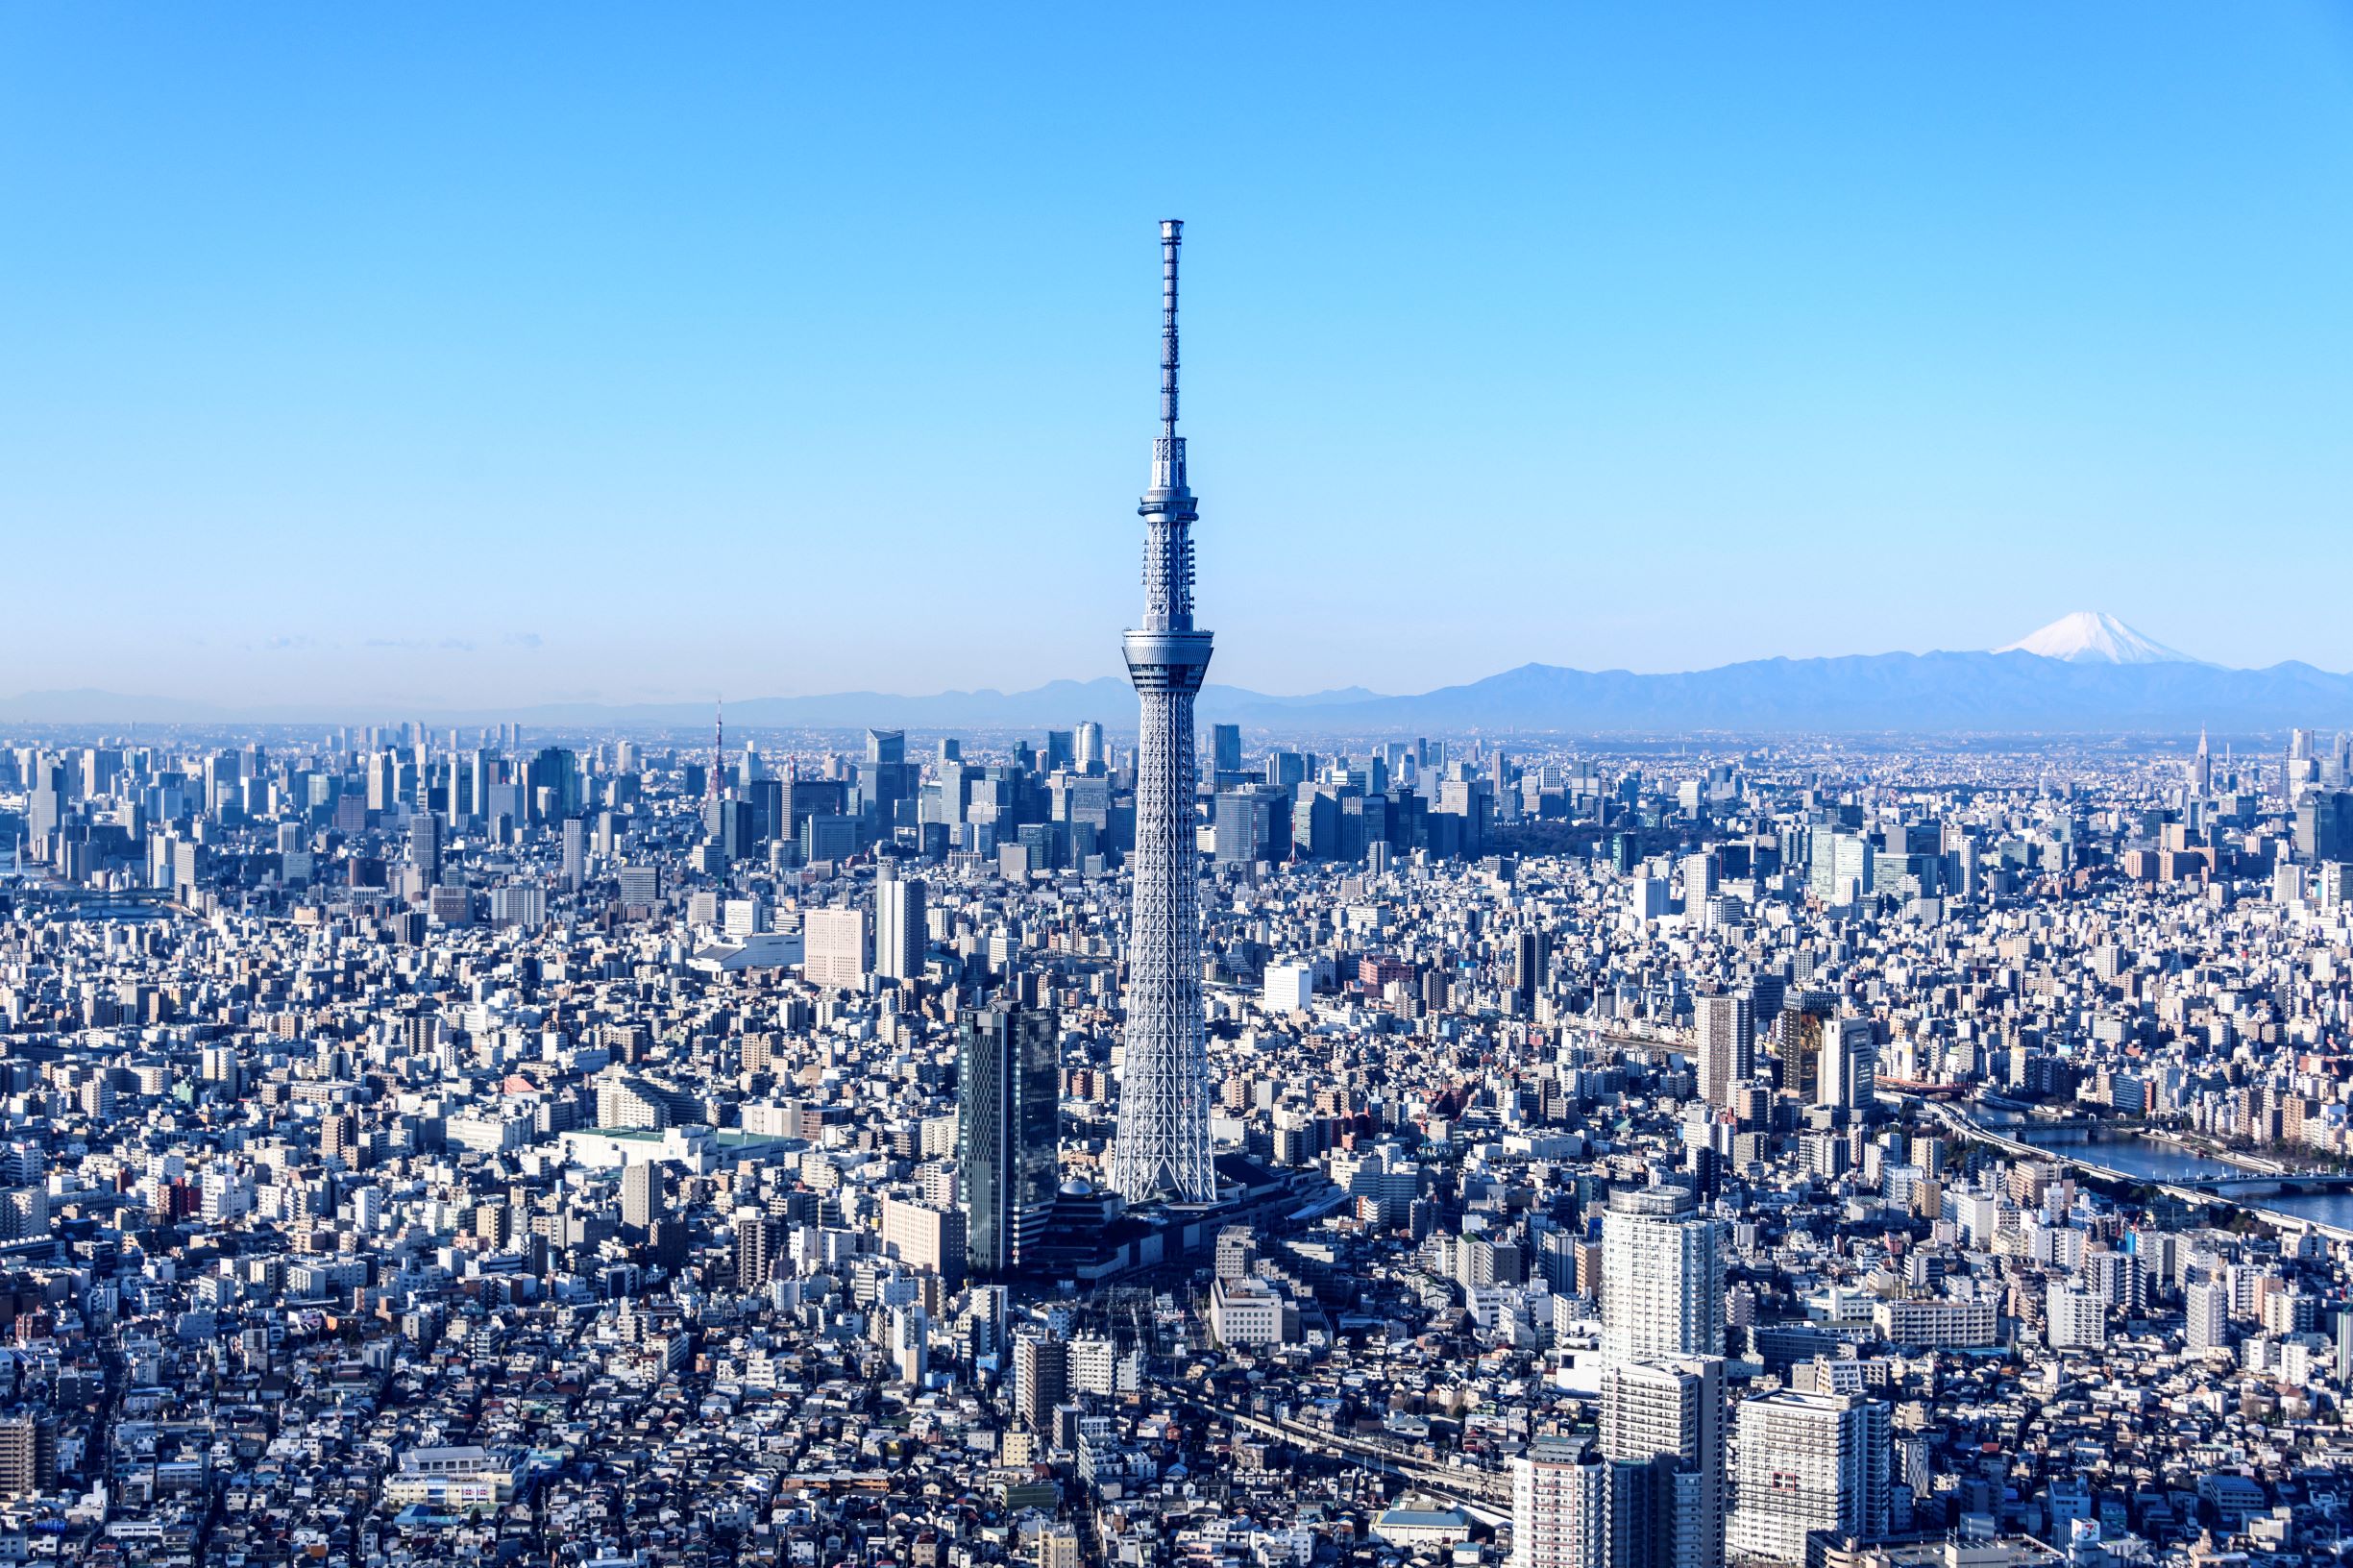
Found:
<box><xmin>1279</xmin><ymin>651</ymin><xmax>2353</xmax><ymax>734</ymax></box>
<box><xmin>11</xmin><ymin>615</ymin><xmax>2352</xmax><ymax>735</ymax></box>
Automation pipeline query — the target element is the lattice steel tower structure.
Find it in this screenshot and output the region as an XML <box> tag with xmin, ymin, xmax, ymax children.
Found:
<box><xmin>1109</xmin><ymin>218</ymin><xmax>1217</xmax><ymax>1206</ymax></box>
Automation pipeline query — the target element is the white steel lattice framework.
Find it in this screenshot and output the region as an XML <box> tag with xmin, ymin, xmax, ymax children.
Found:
<box><xmin>1109</xmin><ymin>219</ymin><xmax>1217</xmax><ymax>1206</ymax></box>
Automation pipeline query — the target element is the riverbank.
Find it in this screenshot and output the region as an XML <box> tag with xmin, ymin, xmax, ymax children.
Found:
<box><xmin>2131</xmin><ymin>1129</ymin><xmax>2288</xmax><ymax>1176</ymax></box>
<box><xmin>1950</xmin><ymin>1106</ymin><xmax>2353</xmax><ymax>1241</ymax></box>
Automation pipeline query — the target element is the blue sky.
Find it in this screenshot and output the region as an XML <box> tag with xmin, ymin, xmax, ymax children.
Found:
<box><xmin>5</xmin><ymin>6</ymin><xmax>2351</xmax><ymax>709</ymax></box>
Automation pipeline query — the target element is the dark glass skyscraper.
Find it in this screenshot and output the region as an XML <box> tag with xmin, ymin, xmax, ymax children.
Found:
<box><xmin>958</xmin><ymin>1001</ymin><xmax>1060</xmax><ymax>1277</ymax></box>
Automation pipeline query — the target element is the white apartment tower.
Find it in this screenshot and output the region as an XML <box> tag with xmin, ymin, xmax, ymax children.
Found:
<box><xmin>2185</xmin><ymin>1276</ymin><xmax>2230</xmax><ymax>1355</ymax></box>
<box><xmin>1602</xmin><ymin>1185</ymin><xmax>1726</xmax><ymax>1363</ymax></box>
<box><xmin>2046</xmin><ymin>1280</ymin><xmax>2107</xmax><ymax>1350</ymax></box>
<box><xmin>1726</xmin><ymin>1390</ymin><xmax>1891</xmax><ymax>1567</ymax></box>
<box><xmin>874</xmin><ymin>861</ymin><xmax>927</xmax><ymax>982</ymax></box>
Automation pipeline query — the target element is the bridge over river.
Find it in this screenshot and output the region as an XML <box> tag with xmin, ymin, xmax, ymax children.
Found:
<box><xmin>2182</xmin><ymin>1173</ymin><xmax>2353</xmax><ymax>1199</ymax></box>
<box><xmin>1922</xmin><ymin>1101</ymin><xmax>2353</xmax><ymax>1239</ymax></box>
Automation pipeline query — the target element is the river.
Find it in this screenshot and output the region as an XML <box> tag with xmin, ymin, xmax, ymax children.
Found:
<box><xmin>2007</xmin><ymin>1126</ymin><xmax>2353</xmax><ymax>1233</ymax></box>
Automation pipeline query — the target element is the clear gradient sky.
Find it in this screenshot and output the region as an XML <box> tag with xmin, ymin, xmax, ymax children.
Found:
<box><xmin>5</xmin><ymin>6</ymin><xmax>2352</xmax><ymax>711</ymax></box>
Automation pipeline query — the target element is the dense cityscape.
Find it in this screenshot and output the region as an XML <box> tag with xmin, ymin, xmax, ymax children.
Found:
<box><xmin>5</xmin><ymin>209</ymin><xmax>2353</xmax><ymax>1568</ymax></box>
<box><xmin>9</xmin><ymin>704</ymin><xmax>2353</xmax><ymax>1568</ymax></box>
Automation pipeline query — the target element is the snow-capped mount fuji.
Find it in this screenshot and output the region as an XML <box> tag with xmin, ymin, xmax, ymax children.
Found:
<box><xmin>1995</xmin><ymin>611</ymin><xmax>2200</xmax><ymax>665</ymax></box>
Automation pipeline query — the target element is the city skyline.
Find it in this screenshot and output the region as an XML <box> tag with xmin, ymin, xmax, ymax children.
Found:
<box><xmin>12</xmin><ymin>11</ymin><xmax>2353</xmax><ymax>1566</ymax></box>
<box><xmin>7</xmin><ymin>7</ymin><xmax>2353</xmax><ymax>706</ymax></box>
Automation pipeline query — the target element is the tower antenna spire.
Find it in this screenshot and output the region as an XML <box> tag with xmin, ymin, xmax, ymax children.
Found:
<box><xmin>1156</xmin><ymin>218</ymin><xmax>1183</xmax><ymax>488</ymax></box>
<box><xmin>710</xmin><ymin>696</ymin><xmax>723</xmax><ymax>807</ymax></box>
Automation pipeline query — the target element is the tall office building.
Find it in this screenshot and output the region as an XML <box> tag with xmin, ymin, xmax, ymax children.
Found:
<box><xmin>875</xmin><ymin>861</ymin><xmax>927</xmax><ymax>982</ymax></box>
<box><xmin>1808</xmin><ymin>830</ymin><xmax>1872</xmax><ymax>904</ymax></box>
<box><xmin>1601</xmin><ymin>1185</ymin><xmax>1725</xmax><ymax>1363</ymax></box>
<box><xmin>959</xmin><ymin>1000</ymin><xmax>1061</xmax><ymax>1277</ymax></box>
<box><xmin>2295</xmin><ymin>789</ymin><xmax>2353</xmax><ymax>864</ymax></box>
<box><xmin>621</xmin><ymin>1162</ymin><xmax>664</xmax><ymax>1232</ymax></box>
<box><xmin>1726</xmin><ymin>1390</ymin><xmax>1891</xmax><ymax>1566</ymax></box>
<box><xmin>561</xmin><ymin>816</ymin><xmax>586</xmax><ymax>892</ymax></box>
<box><xmin>529</xmin><ymin>745</ymin><xmax>581</xmax><ymax>821</ymax></box>
<box><xmin>1212</xmin><ymin>723</ymin><xmax>1243</xmax><ymax>776</ymax></box>
<box><xmin>24</xmin><ymin>762</ymin><xmax>63</xmax><ymax>861</ymax></box>
<box><xmin>1693</xmin><ymin>992</ymin><xmax>1752</xmax><ymax>1107</ymax></box>
<box><xmin>804</xmin><ymin>907</ymin><xmax>870</xmax><ymax>989</ymax></box>
<box><xmin>1777</xmin><ymin>994</ymin><xmax>1835</xmax><ymax>1102</ymax></box>
<box><xmin>1509</xmin><ymin>927</ymin><xmax>1550</xmax><ymax>1017</ymax></box>
<box><xmin>1600</xmin><ymin>1356</ymin><xmax>1725</xmax><ymax>1568</ymax></box>
<box><xmin>366</xmin><ymin>749</ymin><xmax>398</xmax><ymax>814</ymax></box>
<box><xmin>409</xmin><ymin>811</ymin><xmax>442</xmax><ymax>886</ymax></box>
<box><xmin>1819</xmin><ymin>1017</ymin><xmax>1877</xmax><ymax>1111</ymax></box>
<box><xmin>1509</xmin><ymin>1438</ymin><xmax>1608</xmax><ymax>1568</ymax></box>
<box><xmin>864</xmin><ymin>728</ymin><xmax>918</xmax><ymax>828</ymax></box>
<box><xmin>880</xmin><ymin>1194</ymin><xmax>968</xmax><ymax>1290</ymax></box>
<box><xmin>1109</xmin><ymin>219</ymin><xmax>1217</xmax><ymax>1207</ymax></box>
<box><xmin>204</xmin><ymin>749</ymin><xmax>242</xmax><ymax>819</ymax></box>
<box><xmin>1074</xmin><ymin>721</ymin><xmax>1106</xmax><ymax>773</ymax></box>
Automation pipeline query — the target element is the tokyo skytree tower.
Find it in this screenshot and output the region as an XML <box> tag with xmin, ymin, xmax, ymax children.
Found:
<box><xmin>1108</xmin><ymin>219</ymin><xmax>1216</xmax><ymax>1206</ymax></box>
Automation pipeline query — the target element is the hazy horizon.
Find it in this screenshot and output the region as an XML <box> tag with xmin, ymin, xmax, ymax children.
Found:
<box><xmin>0</xmin><ymin>609</ymin><xmax>2322</xmax><ymax>710</ymax></box>
<box><xmin>7</xmin><ymin>7</ymin><xmax>2351</xmax><ymax>708</ymax></box>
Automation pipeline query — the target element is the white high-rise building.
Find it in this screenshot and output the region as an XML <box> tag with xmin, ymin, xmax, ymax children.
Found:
<box><xmin>1509</xmin><ymin>1439</ymin><xmax>1607</xmax><ymax>1568</ymax></box>
<box><xmin>2047</xmin><ymin>1280</ymin><xmax>2107</xmax><ymax>1350</ymax></box>
<box><xmin>1727</xmin><ymin>1390</ymin><xmax>1891</xmax><ymax>1566</ymax></box>
<box><xmin>1809</xmin><ymin>830</ymin><xmax>1874</xmax><ymax>905</ymax></box>
<box><xmin>1262</xmin><ymin>962</ymin><xmax>1313</xmax><ymax>1014</ymax></box>
<box><xmin>2185</xmin><ymin>1276</ymin><xmax>2231</xmax><ymax>1355</ymax></box>
<box><xmin>1600</xmin><ymin>1356</ymin><xmax>1725</xmax><ymax>1568</ymax></box>
<box><xmin>1819</xmin><ymin>1017</ymin><xmax>1877</xmax><ymax>1110</ymax></box>
<box><xmin>804</xmin><ymin>907</ymin><xmax>870</xmax><ymax>990</ymax></box>
<box><xmin>1068</xmin><ymin>1335</ymin><xmax>1116</xmax><ymax>1397</ymax></box>
<box><xmin>888</xmin><ymin>1304</ymin><xmax>927</xmax><ymax>1385</ymax></box>
<box><xmin>874</xmin><ymin>862</ymin><xmax>927</xmax><ymax>982</ymax></box>
<box><xmin>1631</xmin><ymin>875</ymin><xmax>1672</xmax><ymax>920</ymax></box>
<box><xmin>1602</xmin><ymin>1185</ymin><xmax>1725</xmax><ymax>1363</ymax></box>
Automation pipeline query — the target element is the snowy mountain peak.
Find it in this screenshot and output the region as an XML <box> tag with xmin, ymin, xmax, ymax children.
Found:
<box><xmin>1995</xmin><ymin>611</ymin><xmax>2197</xmax><ymax>665</ymax></box>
